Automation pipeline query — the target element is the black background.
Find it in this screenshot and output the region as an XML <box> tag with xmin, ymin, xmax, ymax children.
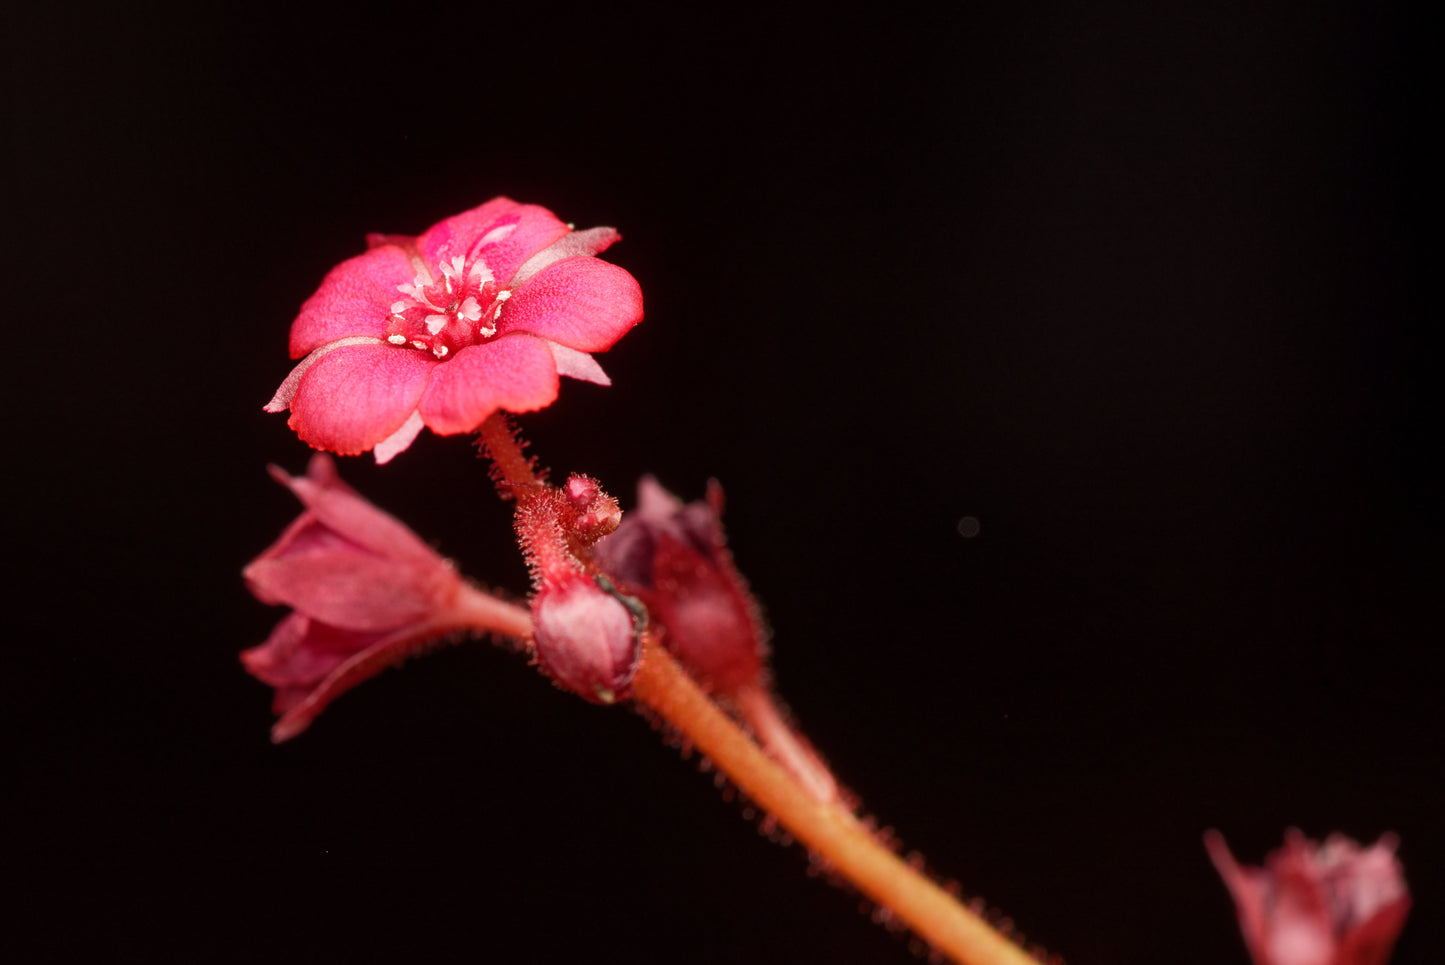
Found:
<box><xmin>8</xmin><ymin>3</ymin><xmax>1435</xmax><ymax>963</ymax></box>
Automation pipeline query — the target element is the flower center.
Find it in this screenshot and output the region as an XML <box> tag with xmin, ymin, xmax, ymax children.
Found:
<box><xmin>384</xmin><ymin>254</ymin><xmax>512</xmax><ymax>359</ymax></box>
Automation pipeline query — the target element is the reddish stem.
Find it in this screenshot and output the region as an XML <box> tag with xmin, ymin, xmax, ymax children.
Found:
<box><xmin>478</xmin><ymin>413</ymin><xmax>541</xmax><ymax>491</ymax></box>
<box><xmin>475</xmin><ymin>413</ymin><xmax>1041</xmax><ymax>964</ymax></box>
<box><xmin>631</xmin><ymin>638</ymin><xmax>1038</xmax><ymax>965</ymax></box>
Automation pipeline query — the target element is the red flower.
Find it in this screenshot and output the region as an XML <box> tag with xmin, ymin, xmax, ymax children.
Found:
<box><xmin>1206</xmin><ymin>829</ymin><xmax>1411</xmax><ymax>965</ymax></box>
<box><xmin>242</xmin><ymin>454</ymin><xmax>530</xmax><ymax>741</ymax></box>
<box><xmin>265</xmin><ymin>197</ymin><xmax>643</xmax><ymax>462</ymax></box>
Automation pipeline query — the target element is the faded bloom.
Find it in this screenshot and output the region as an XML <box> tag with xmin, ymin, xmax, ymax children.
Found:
<box><xmin>265</xmin><ymin>197</ymin><xmax>643</xmax><ymax>462</ymax></box>
<box><xmin>1206</xmin><ymin>829</ymin><xmax>1411</xmax><ymax>965</ymax></box>
<box><xmin>242</xmin><ymin>454</ymin><xmax>529</xmax><ymax>740</ymax></box>
<box><xmin>592</xmin><ymin>476</ymin><xmax>763</xmax><ymax>693</ymax></box>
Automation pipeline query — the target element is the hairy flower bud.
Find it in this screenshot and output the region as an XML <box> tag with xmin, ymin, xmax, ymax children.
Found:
<box><xmin>559</xmin><ymin>473</ymin><xmax>622</xmax><ymax>546</ymax></box>
<box><xmin>531</xmin><ymin>572</ymin><xmax>640</xmax><ymax>704</ymax></box>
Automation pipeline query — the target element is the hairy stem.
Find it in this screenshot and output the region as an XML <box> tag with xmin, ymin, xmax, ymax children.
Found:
<box><xmin>474</xmin><ymin>415</ymin><xmax>1039</xmax><ymax>963</ymax></box>
<box><xmin>632</xmin><ymin>637</ymin><xmax>1038</xmax><ymax>965</ymax></box>
<box><xmin>478</xmin><ymin>412</ymin><xmax>541</xmax><ymax>490</ymax></box>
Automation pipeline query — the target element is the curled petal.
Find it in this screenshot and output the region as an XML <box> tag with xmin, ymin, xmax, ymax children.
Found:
<box><xmin>373</xmin><ymin>410</ymin><xmax>425</xmax><ymax>464</ymax></box>
<box><xmin>509</xmin><ymin>227</ymin><xmax>621</xmax><ymax>287</ymax></box>
<box><xmin>497</xmin><ymin>257</ymin><xmax>644</xmax><ymax>352</ymax></box>
<box><xmin>264</xmin><ymin>336</ymin><xmax>386</xmax><ymax>413</ymax></box>
<box><xmin>546</xmin><ymin>341</ymin><xmax>611</xmax><ymax>386</ymax></box>
<box><xmin>273</xmin><ymin>464</ymin><xmax>444</xmax><ymax>569</ymax></box>
<box><xmin>289</xmin><ymin>245</ymin><xmax>416</xmax><ymax>357</ymax></box>
<box><xmin>288</xmin><ymin>343</ymin><xmax>434</xmax><ymax>456</ymax></box>
<box><xmin>243</xmin><ymin>614</ymin><xmax>447</xmax><ymax>742</ymax></box>
<box><xmin>418</xmin><ymin>334</ymin><xmax>560</xmax><ymax>435</ymax></box>
<box><xmin>417</xmin><ymin>198</ymin><xmax>570</xmax><ymax>287</ymax></box>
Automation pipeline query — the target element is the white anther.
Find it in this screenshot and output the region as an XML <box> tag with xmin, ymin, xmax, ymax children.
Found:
<box><xmin>412</xmin><ymin>340</ymin><xmax>427</xmax><ymax>350</ymax></box>
<box><xmin>494</xmin><ymin>289</ymin><xmax>511</xmax><ymax>302</ymax></box>
<box><xmin>387</xmin><ymin>334</ymin><xmax>406</xmax><ymax>345</ymax></box>
<box><xmin>433</xmin><ymin>344</ymin><xmax>449</xmax><ymax>358</ymax></box>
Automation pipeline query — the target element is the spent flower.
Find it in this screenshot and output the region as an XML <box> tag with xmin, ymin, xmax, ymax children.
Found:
<box><xmin>242</xmin><ymin>454</ymin><xmax>529</xmax><ymax>740</ymax></box>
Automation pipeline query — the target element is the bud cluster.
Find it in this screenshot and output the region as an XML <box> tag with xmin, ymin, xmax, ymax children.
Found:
<box><xmin>514</xmin><ymin>475</ymin><xmax>641</xmax><ymax>704</ymax></box>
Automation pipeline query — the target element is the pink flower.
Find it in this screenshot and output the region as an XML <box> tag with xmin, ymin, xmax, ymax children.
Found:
<box><xmin>242</xmin><ymin>454</ymin><xmax>530</xmax><ymax>741</ymax></box>
<box><xmin>1205</xmin><ymin>830</ymin><xmax>1411</xmax><ymax>965</ymax></box>
<box><xmin>265</xmin><ymin>197</ymin><xmax>644</xmax><ymax>462</ymax></box>
<box><xmin>591</xmin><ymin>476</ymin><xmax>764</xmax><ymax>693</ymax></box>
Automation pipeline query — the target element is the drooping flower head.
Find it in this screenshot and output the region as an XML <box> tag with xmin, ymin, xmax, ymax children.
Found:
<box><xmin>242</xmin><ymin>454</ymin><xmax>530</xmax><ymax>740</ymax></box>
<box><xmin>266</xmin><ymin>198</ymin><xmax>643</xmax><ymax>462</ymax></box>
<box><xmin>1205</xmin><ymin>829</ymin><xmax>1411</xmax><ymax>965</ymax></box>
<box><xmin>592</xmin><ymin>476</ymin><xmax>765</xmax><ymax>694</ymax></box>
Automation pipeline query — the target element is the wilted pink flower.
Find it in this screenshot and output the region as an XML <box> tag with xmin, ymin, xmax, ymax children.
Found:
<box><xmin>265</xmin><ymin>197</ymin><xmax>644</xmax><ymax>462</ymax></box>
<box><xmin>1206</xmin><ymin>829</ymin><xmax>1411</xmax><ymax>965</ymax></box>
<box><xmin>591</xmin><ymin>476</ymin><xmax>764</xmax><ymax>693</ymax></box>
<box><xmin>591</xmin><ymin>478</ymin><xmax>839</xmax><ymax>802</ymax></box>
<box><xmin>242</xmin><ymin>453</ymin><xmax>529</xmax><ymax>740</ymax></box>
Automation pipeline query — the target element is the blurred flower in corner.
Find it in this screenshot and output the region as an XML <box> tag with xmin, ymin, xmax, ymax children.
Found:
<box><xmin>1205</xmin><ymin>829</ymin><xmax>1410</xmax><ymax>965</ymax></box>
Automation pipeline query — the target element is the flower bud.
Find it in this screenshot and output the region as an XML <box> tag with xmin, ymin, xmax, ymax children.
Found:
<box><xmin>559</xmin><ymin>473</ymin><xmax>622</xmax><ymax>545</ymax></box>
<box><xmin>531</xmin><ymin>572</ymin><xmax>640</xmax><ymax>704</ymax></box>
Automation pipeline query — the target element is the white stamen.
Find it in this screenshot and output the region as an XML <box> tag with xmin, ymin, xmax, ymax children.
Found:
<box><xmin>387</xmin><ymin>334</ymin><xmax>406</xmax><ymax>345</ymax></box>
<box><xmin>412</xmin><ymin>340</ymin><xmax>427</xmax><ymax>350</ymax></box>
<box><xmin>433</xmin><ymin>344</ymin><xmax>449</xmax><ymax>358</ymax></box>
<box><xmin>425</xmin><ymin>314</ymin><xmax>448</xmax><ymax>335</ymax></box>
<box><xmin>478</xmin><ymin>323</ymin><xmax>496</xmax><ymax>338</ymax></box>
<box><xmin>494</xmin><ymin>289</ymin><xmax>512</xmax><ymax>302</ymax></box>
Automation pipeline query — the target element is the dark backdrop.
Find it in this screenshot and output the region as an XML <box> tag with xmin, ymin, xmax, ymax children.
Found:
<box><xmin>9</xmin><ymin>4</ymin><xmax>1435</xmax><ymax>963</ymax></box>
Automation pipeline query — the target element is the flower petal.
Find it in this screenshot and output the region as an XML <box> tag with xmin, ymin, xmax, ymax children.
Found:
<box><xmin>417</xmin><ymin>197</ymin><xmax>570</xmax><ymax>289</ymax></box>
<box><xmin>373</xmin><ymin>409</ymin><xmax>425</xmax><ymax>464</ymax></box>
<box><xmin>496</xmin><ymin>256</ymin><xmax>643</xmax><ymax>352</ymax></box>
<box><xmin>289</xmin><ymin>245</ymin><xmax>417</xmax><ymax>357</ymax></box>
<box><xmin>264</xmin><ymin>336</ymin><xmax>386</xmax><ymax>413</ymax></box>
<box><xmin>417</xmin><ymin>334</ymin><xmax>560</xmax><ymax>435</ymax></box>
<box><xmin>509</xmin><ymin>227</ymin><xmax>621</xmax><ymax>287</ymax></box>
<box><xmin>250</xmin><ymin>617</ymin><xmax>450</xmax><ymax>742</ymax></box>
<box><xmin>244</xmin><ymin>550</ymin><xmax>449</xmax><ymax>631</ymax></box>
<box><xmin>546</xmin><ymin>341</ymin><xmax>611</xmax><ymax>386</ymax></box>
<box><xmin>275</xmin><ymin>464</ymin><xmax>446</xmax><ymax>569</ymax></box>
<box><xmin>288</xmin><ymin>343</ymin><xmax>434</xmax><ymax>456</ymax></box>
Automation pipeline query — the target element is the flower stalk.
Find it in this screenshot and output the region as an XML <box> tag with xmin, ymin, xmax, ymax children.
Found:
<box><xmin>472</xmin><ymin>411</ymin><xmax>1038</xmax><ymax>964</ymax></box>
<box><xmin>630</xmin><ymin>637</ymin><xmax>1038</xmax><ymax>965</ymax></box>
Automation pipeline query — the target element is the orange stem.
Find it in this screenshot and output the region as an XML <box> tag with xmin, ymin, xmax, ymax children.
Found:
<box><xmin>478</xmin><ymin>412</ymin><xmax>541</xmax><ymax>489</ymax></box>
<box><xmin>473</xmin><ymin>415</ymin><xmax>1040</xmax><ymax>963</ymax></box>
<box><xmin>631</xmin><ymin>637</ymin><xmax>1039</xmax><ymax>965</ymax></box>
